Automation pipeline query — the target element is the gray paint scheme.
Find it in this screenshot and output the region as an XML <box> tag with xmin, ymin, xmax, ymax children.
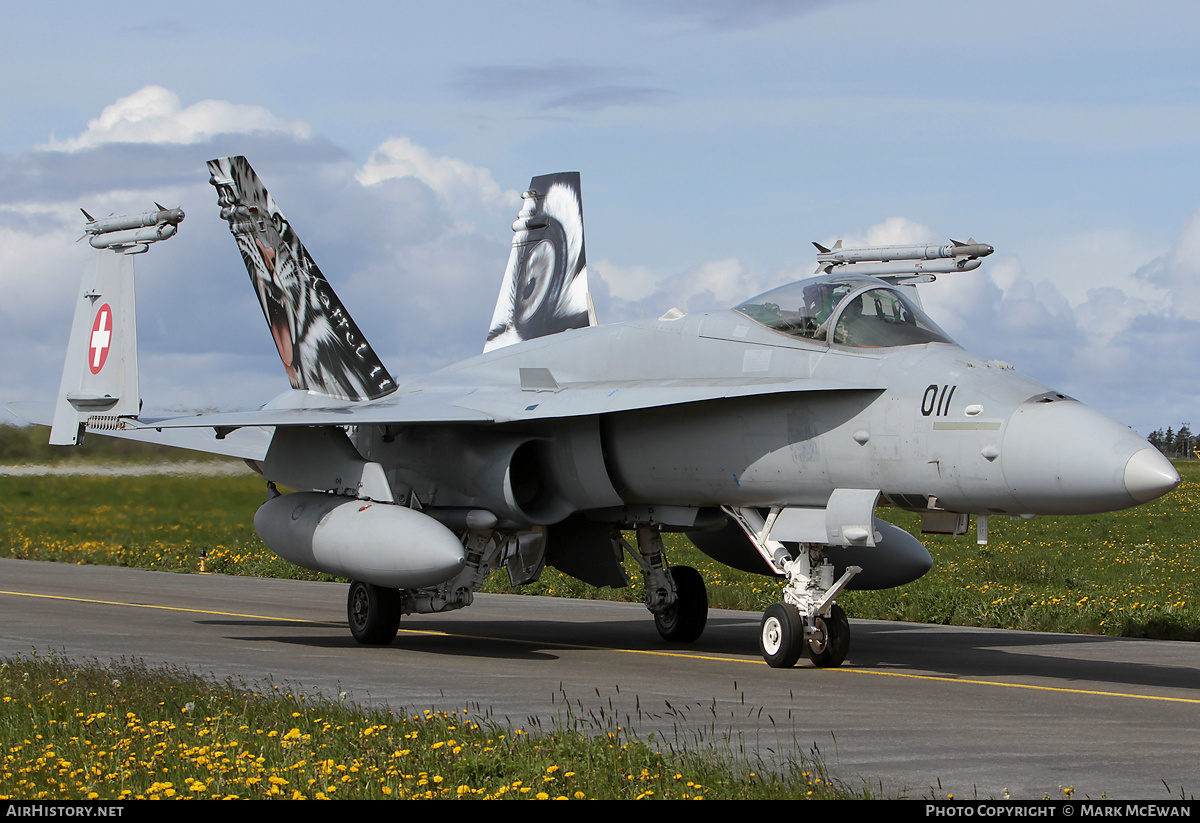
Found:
<box><xmin>11</xmin><ymin>160</ymin><xmax>1180</xmax><ymax>668</ymax></box>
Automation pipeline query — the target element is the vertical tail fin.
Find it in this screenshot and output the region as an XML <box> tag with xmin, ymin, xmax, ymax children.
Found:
<box><xmin>485</xmin><ymin>172</ymin><xmax>592</xmax><ymax>352</ymax></box>
<box><xmin>207</xmin><ymin>156</ymin><xmax>396</xmax><ymax>401</ymax></box>
<box><xmin>48</xmin><ymin>206</ymin><xmax>184</xmax><ymax>444</ymax></box>
<box><xmin>49</xmin><ymin>254</ymin><xmax>139</xmax><ymax>444</ymax></box>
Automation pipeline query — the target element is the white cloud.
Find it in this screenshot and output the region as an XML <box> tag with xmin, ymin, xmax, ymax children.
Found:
<box><xmin>594</xmin><ymin>255</ymin><xmax>762</xmax><ymax>322</ymax></box>
<box><xmin>5</xmin><ymin>88</ymin><xmax>523</xmax><ymax>414</ymax></box>
<box><xmin>590</xmin><ymin>259</ymin><xmax>661</xmax><ymax>302</ymax></box>
<box><xmin>41</xmin><ymin>86</ymin><xmax>312</xmax><ymax>151</ymax></box>
<box><xmin>1027</xmin><ymin>228</ymin><xmax>1165</xmax><ymax>307</ymax></box>
<box><xmin>820</xmin><ymin>216</ymin><xmax>940</xmax><ymax>250</ymax></box>
<box><xmin>356</xmin><ymin>136</ymin><xmax>519</xmax><ymax>218</ymax></box>
<box><xmin>1162</xmin><ymin>208</ymin><xmax>1200</xmax><ymax>323</ymax></box>
<box><xmin>0</xmin><ymin>221</ymin><xmax>86</xmax><ymax>323</ymax></box>
<box><xmin>672</xmin><ymin>257</ymin><xmax>756</xmax><ymax>310</ymax></box>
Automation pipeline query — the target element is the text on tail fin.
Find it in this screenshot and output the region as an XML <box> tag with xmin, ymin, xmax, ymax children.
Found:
<box><xmin>207</xmin><ymin>156</ymin><xmax>395</xmax><ymax>401</ymax></box>
<box><xmin>485</xmin><ymin>172</ymin><xmax>591</xmax><ymax>353</ymax></box>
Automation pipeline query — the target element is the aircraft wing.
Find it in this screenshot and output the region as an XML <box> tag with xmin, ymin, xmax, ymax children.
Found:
<box><xmin>135</xmin><ymin>393</ymin><xmax>493</xmax><ymax>429</ymax></box>
<box><xmin>455</xmin><ymin>376</ymin><xmax>883</xmax><ymax>421</ymax></box>
<box><xmin>131</xmin><ymin>377</ymin><xmax>883</xmax><ymax>432</ymax></box>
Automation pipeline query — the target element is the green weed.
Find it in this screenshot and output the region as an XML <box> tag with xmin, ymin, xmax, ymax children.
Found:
<box><xmin>0</xmin><ymin>654</ymin><xmax>871</xmax><ymax>800</ymax></box>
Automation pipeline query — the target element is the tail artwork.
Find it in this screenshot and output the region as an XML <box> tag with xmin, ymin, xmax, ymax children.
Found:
<box><xmin>207</xmin><ymin>156</ymin><xmax>396</xmax><ymax>401</ymax></box>
<box><xmin>484</xmin><ymin>172</ymin><xmax>593</xmax><ymax>352</ymax></box>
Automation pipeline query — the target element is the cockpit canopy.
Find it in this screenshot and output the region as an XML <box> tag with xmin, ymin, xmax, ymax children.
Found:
<box><xmin>733</xmin><ymin>274</ymin><xmax>955</xmax><ymax>348</ymax></box>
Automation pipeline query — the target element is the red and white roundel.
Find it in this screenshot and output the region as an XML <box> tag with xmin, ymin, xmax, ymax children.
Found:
<box><xmin>88</xmin><ymin>303</ymin><xmax>113</xmax><ymax>375</ymax></box>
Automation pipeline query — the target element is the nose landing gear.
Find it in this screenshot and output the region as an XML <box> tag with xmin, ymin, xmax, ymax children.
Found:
<box><xmin>725</xmin><ymin>505</ymin><xmax>861</xmax><ymax>669</ymax></box>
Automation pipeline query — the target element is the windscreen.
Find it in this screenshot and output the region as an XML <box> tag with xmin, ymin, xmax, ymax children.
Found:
<box><xmin>830</xmin><ymin>287</ymin><xmax>953</xmax><ymax>347</ymax></box>
<box><xmin>734</xmin><ymin>275</ymin><xmax>954</xmax><ymax>348</ymax></box>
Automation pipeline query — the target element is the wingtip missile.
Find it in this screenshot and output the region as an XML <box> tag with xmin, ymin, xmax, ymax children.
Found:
<box><xmin>949</xmin><ymin>238</ymin><xmax>994</xmax><ymax>260</ymax></box>
<box><xmin>82</xmin><ymin>205</ymin><xmax>185</xmax><ymax>251</ymax></box>
<box><xmin>83</xmin><ymin>206</ymin><xmax>185</xmax><ymax>237</ymax></box>
<box><xmin>811</xmin><ymin>238</ymin><xmax>993</xmax><ymax>275</ymax></box>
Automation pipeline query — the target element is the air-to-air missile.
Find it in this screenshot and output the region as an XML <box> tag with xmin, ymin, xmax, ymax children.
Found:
<box><xmin>82</xmin><ymin>205</ymin><xmax>185</xmax><ymax>252</ymax></box>
<box><xmin>814</xmin><ymin>238</ymin><xmax>994</xmax><ymax>276</ymax></box>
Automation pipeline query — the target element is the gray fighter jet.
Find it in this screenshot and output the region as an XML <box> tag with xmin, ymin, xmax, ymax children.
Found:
<box><xmin>10</xmin><ymin>157</ymin><xmax>1180</xmax><ymax>669</ymax></box>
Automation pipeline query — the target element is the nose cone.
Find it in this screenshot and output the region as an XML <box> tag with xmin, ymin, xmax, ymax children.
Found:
<box><xmin>1124</xmin><ymin>447</ymin><xmax>1180</xmax><ymax>503</ymax></box>
<box><xmin>1001</xmin><ymin>399</ymin><xmax>1179</xmax><ymax>514</ymax></box>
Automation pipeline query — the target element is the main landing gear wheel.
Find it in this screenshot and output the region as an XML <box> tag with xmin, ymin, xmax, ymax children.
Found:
<box><xmin>347</xmin><ymin>580</ymin><xmax>402</xmax><ymax>645</ymax></box>
<box><xmin>760</xmin><ymin>603</ymin><xmax>805</xmax><ymax>668</ymax></box>
<box><xmin>807</xmin><ymin>603</ymin><xmax>850</xmax><ymax>668</ymax></box>
<box><xmin>654</xmin><ymin>566</ymin><xmax>709</xmax><ymax>643</ymax></box>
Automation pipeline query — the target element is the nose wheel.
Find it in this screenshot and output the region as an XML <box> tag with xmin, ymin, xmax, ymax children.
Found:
<box><xmin>760</xmin><ymin>602</ymin><xmax>850</xmax><ymax>668</ymax></box>
<box><xmin>806</xmin><ymin>604</ymin><xmax>850</xmax><ymax>668</ymax></box>
<box><xmin>719</xmin><ymin>507</ymin><xmax>862</xmax><ymax>670</ymax></box>
<box><xmin>760</xmin><ymin>603</ymin><xmax>805</xmax><ymax>668</ymax></box>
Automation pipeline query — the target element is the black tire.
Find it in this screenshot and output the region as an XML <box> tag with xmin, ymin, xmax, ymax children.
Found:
<box><xmin>654</xmin><ymin>566</ymin><xmax>709</xmax><ymax>643</ymax></box>
<box><xmin>807</xmin><ymin>603</ymin><xmax>850</xmax><ymax>668</ymax></box>
<box><xmin>760</xmin><ymin>602</ymin><xmax>805</xmax><ymax>668</ymax></box>
<box><xmin>347</xmin><ymin>580</ymin><xmax>402</xmax><ymax>645</ymax></box>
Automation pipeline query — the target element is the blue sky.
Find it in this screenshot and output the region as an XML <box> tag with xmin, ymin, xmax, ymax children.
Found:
<box><xmin>3</xmin><ymin>0</ymin><xmax>1199</xmax><ymax>433</ymax></box>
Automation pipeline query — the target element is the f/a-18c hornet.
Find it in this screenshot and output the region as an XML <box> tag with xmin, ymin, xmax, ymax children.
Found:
<box><xmin>9</xmin><ymin>157</ymin><xmax>1180</xmax><ymax>668</ymax></box>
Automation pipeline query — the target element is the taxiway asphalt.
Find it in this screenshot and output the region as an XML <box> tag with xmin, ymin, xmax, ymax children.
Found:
<box><xmin>1</xmin><ymin>557</ymin><xmax>1196</xmax><ymax>800</ymax></box>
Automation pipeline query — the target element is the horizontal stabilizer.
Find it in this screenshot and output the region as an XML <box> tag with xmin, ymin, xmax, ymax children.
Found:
<box><xmin>7</xmin><ymin>400</ymin><xmax>270</xmax><ymax>460</ymax></box>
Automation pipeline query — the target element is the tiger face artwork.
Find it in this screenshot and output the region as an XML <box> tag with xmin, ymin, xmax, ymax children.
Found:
<box><xmin>208</xmin><ymin>157</ymin><xmax>395</xmax><ymax>401</ymax></box>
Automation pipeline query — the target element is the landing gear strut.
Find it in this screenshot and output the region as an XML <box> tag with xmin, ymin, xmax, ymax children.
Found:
<box><xmin>617</xmin><ymin>524</ymin><xmax>709</xmax><ymax>643</ymax></box>
<box><xmin>725</xmin><ymin>507</ymin><xmax>860</xmax><ymax>669</ymax></box>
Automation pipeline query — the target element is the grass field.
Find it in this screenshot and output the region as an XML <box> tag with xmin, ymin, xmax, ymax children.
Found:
<box><xmin>1</xmin><ymin>462</ymin><xmax>1196</xmax><ymax>640</ymax></box>
<box><xmin>0</xmin><ymin>653</ymin><xmax>865</xmax><ymax>800</ymax></box>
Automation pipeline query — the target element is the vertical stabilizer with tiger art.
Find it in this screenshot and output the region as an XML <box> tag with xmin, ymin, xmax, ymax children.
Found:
<box><xmin>208</xmin><ymin>156</ymin><xmax>396</xmax><ymax>401</ymax></box>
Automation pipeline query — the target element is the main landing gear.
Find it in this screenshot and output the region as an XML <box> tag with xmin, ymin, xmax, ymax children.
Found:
<box><xmin>345</xmin><ymin>526</ymin><xmax>532</xmax><ymax>645</ymax></box>
<box><xmin>654</xmin><ymin>565</ymin><xmax>708</xmax><ymax>642</ymax></box>
<box><xmin>347</xmin><ymin>524</ymin><xmax>712</xmax><ymax>649</ymax></box>
<box><xmin>347</xmin><ymin>580</ymin><xmax>403</xmax><ymax>645</ymax></box>
<box><xmin>617</xmin><ymin>524</ymin><xmax>709</xmax><ymax>643</ymax></box>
